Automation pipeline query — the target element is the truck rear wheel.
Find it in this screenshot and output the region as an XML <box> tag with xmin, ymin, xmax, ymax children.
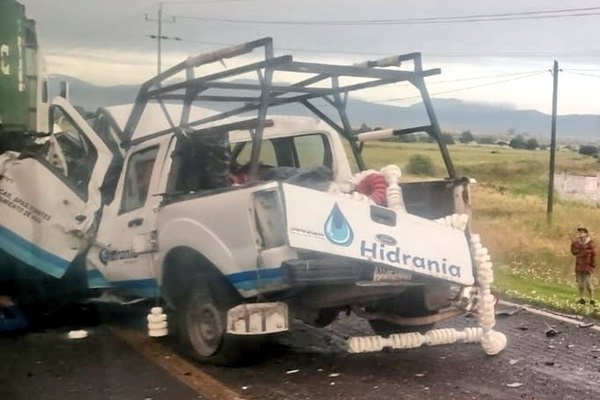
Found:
<box><xmin>177</xmin><ymin>277</ymin><xmax>262</xmax><ymax>366</ymax></box>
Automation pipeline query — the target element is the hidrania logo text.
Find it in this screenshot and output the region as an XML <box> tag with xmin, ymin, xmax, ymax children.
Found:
<box><xmin>360</xmin><ymin>241</ymin><xmax>462</xmax><ymax>278</ymax></box>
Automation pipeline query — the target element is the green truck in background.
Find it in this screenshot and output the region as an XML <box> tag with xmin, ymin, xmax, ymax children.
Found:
<box><xmin>0</xmin><ymin>0</ymin><xmax>49</xmax><ymax>151</ymax></box>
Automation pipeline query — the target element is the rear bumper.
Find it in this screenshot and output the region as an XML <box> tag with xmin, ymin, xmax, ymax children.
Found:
<box><xmin>278</xmin><ymin>257</ymin><xmax>458</xmax><ymax>309</ymax></box>
<box><xmin>280</xmin><ymin>258</ymin><xmax>374</xmax><ymax>285</ymax></box>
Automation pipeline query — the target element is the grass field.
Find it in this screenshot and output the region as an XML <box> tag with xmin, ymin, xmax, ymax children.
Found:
<box><xmin>360</xmin><ymin>141</ymin><xmax>600</xmax><ymax>317</ymax></box>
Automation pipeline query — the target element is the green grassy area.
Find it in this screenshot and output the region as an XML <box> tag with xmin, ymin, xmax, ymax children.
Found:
<box><xmin>495</xmin><ymin>267</ymin><xmax>600</xmax><ymax>318</ymax></box>
<box><xmin>360</xmin><ymin>142</ymin><xmax>600</xmax><ymax>317</ymax></box>
<box><xmin>361</xmin><ymin>142</ymin><xmax>600</xmax><ymax>196</ymax></box>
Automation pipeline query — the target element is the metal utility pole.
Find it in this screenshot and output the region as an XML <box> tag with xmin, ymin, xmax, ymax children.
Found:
<box><xmin>546</xmin><ymin>60</ymin><xmax>559</xmax><ymax>223</ymax></box>
<box><xmin>145</xmin><ymin>2</ymin><xmax>175</xmax><ymax>75</ymax></box>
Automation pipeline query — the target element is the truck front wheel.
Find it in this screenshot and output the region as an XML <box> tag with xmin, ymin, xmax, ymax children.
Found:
<box><xmin>177</xmin><ymin>278</ymin><xmax>262</xmax><ymax>366</ymax></box>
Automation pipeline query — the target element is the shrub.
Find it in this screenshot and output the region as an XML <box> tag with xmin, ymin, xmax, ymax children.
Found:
<box><xmin>579</xmin><ymin>145</ymin><xmax>598</xmax><ymax>157</ymax></box>
<box><xmin>525</xmin><ymin>138</ymin><xmax>539</xmax><ymax>150</ymax></box>
<box><xmin>459</xmin><ymin>130</ymin><xmax>474</xmax><ymax>143</ymax></box>
<box><xmin>407</xmin><ymin>154</ymin><xmax>434</xmax><ymax>175</ymax></box>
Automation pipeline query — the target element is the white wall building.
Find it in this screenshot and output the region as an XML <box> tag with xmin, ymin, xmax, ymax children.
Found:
<box><xmin>554</xmin><ymin>172</ymin><xmax>600</xmax><ymax>205</ymax></box>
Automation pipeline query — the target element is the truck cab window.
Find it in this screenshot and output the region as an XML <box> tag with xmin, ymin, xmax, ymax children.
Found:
<box><xmin>121</xmin><ymin>146</ymin><xmax>158</xmax><ymax>213</ymax></box>
<box><xmin>234</xmin><ymin>139</ymin><xmax>277</xmax><ymax>166</ymax></box>
<box><xmin>168</xmin><ymin>131</ymin><xmax>232</xmax><ymax>193</ymax></box>
<box><xmin>48</xmin><ymin>106</ymin><xmax>98</xmax><ymax>197</ymax></box>
<box><xmin>293</xmin><ymin>134</ymin><xmax>330</xmax><ymax>169</ymax></box>
<box><xmin>233</xmin><ymin>133</ymin><xmax>331</xmax><ymax>169</ymax></box>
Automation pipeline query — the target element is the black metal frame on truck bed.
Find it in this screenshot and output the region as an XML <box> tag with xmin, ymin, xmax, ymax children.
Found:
<box><xmin>120</xmin><ymin>37</ymin><xmax>456</xmax><ymax>180</ymax></box>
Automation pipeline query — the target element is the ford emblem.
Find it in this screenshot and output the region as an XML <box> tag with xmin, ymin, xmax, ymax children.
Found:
<box><xmin>375</xmin><ymin>234</ymin><xmax>397</xmax><ymax>246</ymax></box>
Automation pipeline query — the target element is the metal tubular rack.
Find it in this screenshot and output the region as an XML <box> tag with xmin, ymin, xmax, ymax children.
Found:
<box><xmin>121</xmin><ymin>37</ymin><xmax>456</xmax><ymax>179</ymax></box>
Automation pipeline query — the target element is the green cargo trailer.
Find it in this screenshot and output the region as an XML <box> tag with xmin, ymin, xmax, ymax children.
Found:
<box><xmin>0</xmin><ymin>0</ymin><xmax>48</xmax><ymax>136</ymax></box>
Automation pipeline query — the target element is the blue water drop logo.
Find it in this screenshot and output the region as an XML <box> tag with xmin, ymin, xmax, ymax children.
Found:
<box><xmin>324</xmin><ymin>203</ymin><xmax>354</xmax><ymax>247</ymax></box>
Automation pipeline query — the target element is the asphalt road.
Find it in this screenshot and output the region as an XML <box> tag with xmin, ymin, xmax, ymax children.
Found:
<box><xmin>2</xmin><ymin>302</ymin><xmax>600</xmax><ymax>400</ymax></box>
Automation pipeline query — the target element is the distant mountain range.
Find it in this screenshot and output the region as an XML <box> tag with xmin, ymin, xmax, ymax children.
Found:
<box><xmin>49</xmin><ymin>74</ymin><xmax>600</xmax><ymax>143</ymax></box>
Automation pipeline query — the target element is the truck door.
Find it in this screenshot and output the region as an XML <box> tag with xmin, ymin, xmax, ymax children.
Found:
<box><xmin>0</xmin><ymin>97</ymin><xmax>114</xmax><ymax>278</ymax></box>
<box><xmin>88</xmin><ymin>139</ymin><xmax>169</xmax><ymax>295</ymax></box>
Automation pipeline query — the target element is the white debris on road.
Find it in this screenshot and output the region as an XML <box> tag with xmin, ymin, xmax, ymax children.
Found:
<box><xmin>67</xmin><ymin>330</ymin><xmax>88</xmax><ymax>340</ymax></box>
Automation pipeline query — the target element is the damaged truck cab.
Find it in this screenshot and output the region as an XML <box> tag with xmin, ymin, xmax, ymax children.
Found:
<box><xmin>0</xmin><ymin>38</ymin><xmax>506</xmax><ymax>365</ymax></box>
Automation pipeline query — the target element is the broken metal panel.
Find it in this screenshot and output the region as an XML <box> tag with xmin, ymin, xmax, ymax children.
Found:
<box><xmin>0</xmin><ymin>97</ymin><xmax>114</xmax><ymax>278</ymax></box>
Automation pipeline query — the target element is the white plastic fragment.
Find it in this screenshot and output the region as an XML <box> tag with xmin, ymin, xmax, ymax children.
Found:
<box><xmin>68</xmin><ymin>330</ymin><xmax>88</xmax><ymax>340</ymax></box>
<box><xmin>328</xmin><ymin>373</ymin><xmax>341</xmax><ymax>377</ymax></box>
<box><xmin>147</xmin><ymin>307</ymin><xmax>168</xmax><ymax>337</ymax></box>
<box><xmin>506</xmin><ymin>382</ymin><xmax>524</xmax><ymax>388</ymax></box>
<box><xmin>509</xmin><ymin>359</ymin><xmax>520</xmax><ymax>365</ymax></box>
<box><xmin>286</xmin><ymin>369</ymin><xmax>299</xmax><ymax>374</ymax></box>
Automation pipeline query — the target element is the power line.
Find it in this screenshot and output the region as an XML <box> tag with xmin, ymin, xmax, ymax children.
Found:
<box><xmin>174</xmin><ymin>6</ymin><xmax>600</xmax><ymax>25</ymax></box>
<box><xmin>148</xmin><ymin>35</ymin><xmax>548</xmax><ymax>84</ymax></box>
<box><xmin>563</xmin><ymin>70</ymin><xmax>600</xmax><ymax>79</ymax></box>
<box><xmin>152</xmin><ymin>36</ymin><xmax>600</xmax><ymax>59</ymax></box>
<box><xmin>563</xmin><ymin>68</ymin><xmax>600</xmax><ymax>72</ymax></box>
<box><xmin>370</xmin><ymin>71</ymin><xmax>547</xmax><ymax>103</ymax></box>
<box><xmin>428</xmin><ymin>70</ymin><xmax>551</xmax><ymax>85</ymax></box>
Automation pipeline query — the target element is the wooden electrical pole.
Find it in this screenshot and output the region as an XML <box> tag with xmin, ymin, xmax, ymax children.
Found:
<box><xmin>546</xmin><ymin>60</ymin><xmax>559</xmax><ymax>223</ymax></box>
<box><xmin>157</xmin><ymin>2</ymin><xmax>163</xmax><ymax>75</ymax></box>
<box><xmin>145</xmin><ymin>2</ymin><xmax>175</xmax><ymax>75</ymax></box>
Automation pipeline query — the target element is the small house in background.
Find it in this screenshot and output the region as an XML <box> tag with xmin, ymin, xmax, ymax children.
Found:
<box><xmin>554</xmin><ymin>172</ymin><xmax>600</xmax><ymax>205</ymax></box>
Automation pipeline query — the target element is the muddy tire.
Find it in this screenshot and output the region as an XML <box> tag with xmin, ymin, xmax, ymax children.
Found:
<box><xmin>177</xmin><ymin>276</ymin><xmax>263</xmax><ymax>366</ymax></box>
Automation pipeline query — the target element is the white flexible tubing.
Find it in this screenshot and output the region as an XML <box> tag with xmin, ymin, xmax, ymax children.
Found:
<box><xmin>380</xmin><ymin>165</ymin><xmax>406</xmax><ymax>212</ymax></box>
<box><xmin>348</xmin><ymin>327</ymin><xmax>484</xmax><ymax>353</ymax></box>
<box><xmin>470</xmin><ymin>234</ymin><xmax>507</xmax><ymax>355</ymax></box>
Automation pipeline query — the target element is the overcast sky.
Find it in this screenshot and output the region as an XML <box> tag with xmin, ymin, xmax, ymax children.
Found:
<box><xmin>17</xmin><ymin>0</ymin><xmax>600</xmax><ymax>115</ymax></box>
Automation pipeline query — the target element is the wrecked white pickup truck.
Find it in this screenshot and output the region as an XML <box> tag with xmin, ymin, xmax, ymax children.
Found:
<box><xmin>0</xmin><ymin>38</ymin><xmax>506</xmax><ymax>364</ymax></box>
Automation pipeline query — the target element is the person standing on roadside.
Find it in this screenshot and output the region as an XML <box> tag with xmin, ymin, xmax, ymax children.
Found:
<box><xmin>571</xmin><ymin>227</ymin><xmax>596</xmax><ymax>305</ymax></box>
